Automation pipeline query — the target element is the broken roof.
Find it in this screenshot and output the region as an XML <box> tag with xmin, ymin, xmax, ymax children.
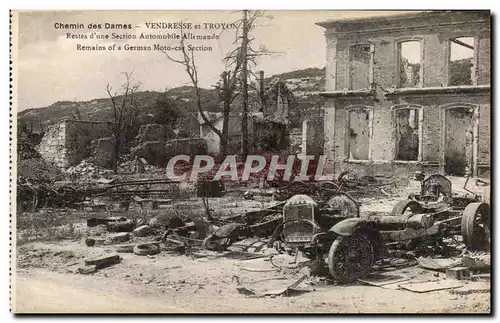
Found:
<box><xmin>315</xmin><ymin>10</ymin><xmax>490</xmax><ymax>29</ymax></box>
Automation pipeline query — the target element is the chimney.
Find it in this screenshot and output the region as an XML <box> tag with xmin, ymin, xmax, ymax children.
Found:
<box><xmin>259</xmin><ymin>70</ymin><xmax>265</xmax><ymax>113</ymax></box>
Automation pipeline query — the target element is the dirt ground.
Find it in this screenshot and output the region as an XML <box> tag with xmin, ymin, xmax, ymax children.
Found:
<box><xmin>12</xmin><ymin>178</ymin><xmax>491</xmax><ymax>314</ymax></box>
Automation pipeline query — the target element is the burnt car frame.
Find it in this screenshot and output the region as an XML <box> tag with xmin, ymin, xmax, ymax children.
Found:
<box><xmin>267</xmin><ymin>193</ymin><xmax>371</xmax><ymax>282</ymax></box>
<box><xmin>270</xmin><ymin>175</ymin><xmax>490</xmax><ymax>284</ymax></box>
<box><xmin>390</xmin><ymin>173</ymin><xmax>491</xmax><ymax>250</ymax></box>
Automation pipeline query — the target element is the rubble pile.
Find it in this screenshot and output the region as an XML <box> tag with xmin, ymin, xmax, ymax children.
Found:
<box><xmin>18</xmin><ymin>141</ymin><xmax>42</xmax><ymax>160</ymax></box>
<box><xmin>64</xmin><ymin>159</ymin><xmax>111</xmax><ymax>178</ymax></box>
<box><xmin>18</xmin><ymin>141</ymin><xmax>63</xmax><ymax>184</ymax></box>
<box><xmin>118</xmin><ymin>159</ymin><xmax>163</xmax><ymax>174</ymax></box>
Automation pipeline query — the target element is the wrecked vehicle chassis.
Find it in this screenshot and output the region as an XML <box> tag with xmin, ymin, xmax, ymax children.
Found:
<box><xmin>266</xmin><ymin>194</ymin><xmax>366</xmax><ymax>282</ymax></box>
<box><xmin>328</xmin><ymin>201</ymin><xmax>490</xmax><ymax>284</ymax></box>
<box><xmin>18</xmin><ymin>178</ymin><xmax>180</xmax><ymax>210</ymax></box>
<box><xmin>268</xmin><ymin>193</ymin><xmax>490</xmax><ymax>284</ymax></box>
<box><xmin>391</xmin><ymin>173</ymin><xmax>492</xmax><ymax>250</ymax></box>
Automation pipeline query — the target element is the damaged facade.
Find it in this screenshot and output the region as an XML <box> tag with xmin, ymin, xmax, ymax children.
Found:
<box><xmin>317</xmin><ymin>11</ymin><xmax>491</xmax><ymax>178</ymax></box>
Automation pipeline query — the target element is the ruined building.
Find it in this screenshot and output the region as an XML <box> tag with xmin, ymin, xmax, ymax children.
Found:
<box><xmin>198</xmin><ymin>73</ymin><xmax>295</xmax><ymax>155</ymax></box>
<box><xmin>38</xmin><ymin>120</ymin><xmax>112</xmax><ymax>169</ymax></box>
<box><xmin>317</xmin><ymin>11</ymin><xmax>490</xmax><ymax>178</ymax></box>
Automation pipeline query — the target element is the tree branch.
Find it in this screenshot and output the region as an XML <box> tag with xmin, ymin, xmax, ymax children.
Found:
<box><xmin>161</xmin><ymin>30</ymin><xmax>222</xmax><ymax>138</ymax></box>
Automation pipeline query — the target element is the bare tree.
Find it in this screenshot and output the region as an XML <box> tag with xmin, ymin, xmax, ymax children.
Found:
<box><xmin>225</xmin><ymin>10</ymin><xmax>275</xmax><ymax>156</ymax></box>
<box><xmin>162</xmin><ymin>11</ymin><xmax>271</xmax><ymax>157</ymax></box>
<box><xmin>161</xmin><ymin>35</ymin><xmax>222</xmax><ymax>138</ymax></box>
<box><xmin>105</xmin><ymin>72</ymin><xmax>141</xmax><ymax>174</ymax></box>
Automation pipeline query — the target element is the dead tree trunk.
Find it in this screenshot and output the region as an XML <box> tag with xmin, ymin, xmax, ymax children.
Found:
<box><xmin>240</xmin><ymin>10</ymin><xmax>250</xmax><ymax>157</ymax></box>
<box><xmin>220</xmin><ymin>71</ymin><xmax>230</xmax><ymax>156</ymax></box>
<box><xmin>112</xmin><ymin>137</ymin><xmax>120</xmax><ymax>174</ymax></box>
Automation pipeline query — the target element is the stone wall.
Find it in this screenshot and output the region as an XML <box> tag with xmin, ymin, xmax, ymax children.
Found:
<box><xmin>326</xmin><ymin>13</ymin><xmax>490</xmax><ymax>92</ymax></box>
<box><xmin>38</xmin><ymin>123</ymin><xmax>68</xmax><ymax>169</ymax></box>
<box><xmin>321</xmin><ymin>12</ymin><xmax>490</xmax><ymax>179</ymax></box>
<box><xmin>323</xmin><ymin>94</ymin><xmax>490</xmax><ymax>179</ymax></box>
<box><xmin>37</xmin><ymin>120</ymin><xmax>113</xmax><ymax>169</ymax></box>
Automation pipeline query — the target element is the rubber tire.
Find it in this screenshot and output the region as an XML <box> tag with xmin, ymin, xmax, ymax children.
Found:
<box><xmin>328</xmin><ymin>235</ymin><xmax>374</xmax><ymax>284</ymax></box>
<box><xmin>391</xmin><ymin>200</ymin><xmax>423</xmax><ymax>216</ymax></box>
<box><xmin>133</xmin><ymin>243</ymin><xmax>160</xmax><ymax>256</ymax></box>
<box><xmin>461</xmin><ymin>202</ymin><xmax>490</xmax><ymax>251</ymax></box>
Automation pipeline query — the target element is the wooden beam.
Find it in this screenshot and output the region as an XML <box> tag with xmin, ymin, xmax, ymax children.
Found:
<box><xmin>451</xmin><ymin>38</ymin><xmax>474</xmax><ymax>50</ymax></box>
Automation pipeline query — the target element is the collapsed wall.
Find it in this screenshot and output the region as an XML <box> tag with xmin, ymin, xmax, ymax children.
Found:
<box><xmin>37</xmin><ymin>120</ymin><xmax>113</xmax><ymax>169</ymax></box>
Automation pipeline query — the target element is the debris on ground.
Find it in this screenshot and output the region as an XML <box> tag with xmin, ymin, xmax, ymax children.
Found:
<box><xmin>133</xmin><ymin>243</ymin><xmax>161</xmax><ymax>256</ymax></box>
<box><xmin>106</xmin><ymin>232</ymin><xmax>131</xmax><ymax>244</ymax></box>
<box><xmin>132</xmin><ymin>225</ymin><xmax>155</xmax><ymax>237</ymax></box>
<box><xmin>416</xmin><ymin>256</ymin><xmax>462</xmax><ymax>271</ymax></box>
<box><xmin>85</xmin><ymin>237</ymin><xmax>106</xmax><ymax>247</ymax></box>
<box><xmin>358</xmin><ymin>273</ymin><xmax>414</xmax><ymax>287</ymax></box>
<box><xmin>17</xmin><ymin>160</ymin><xmax>491</xmax><ymax>309</ymax></box>
<box><xmin>446</xmin><ymin>267</ymin><xmax>471</xmax><ymax>280</ymax></box>
<box><xmin>78</xmin><ymin>265</ymin><xmax>97</xmax><ymax>275</ymax></box>
<box><xmin>461</xmin><ymin>251</ymin><xmax>490</xmax><ymax>270</ymax></box>
<box><xmin>398</xmin><ymin>280</ymin><xmax>464</xmax><ymax>293</ymax></box>
<box><xmin>235</xmin><ymin>274</ymin><xmax>311</xmax><ymax>298</ymax></box>
<box><xmin>84</xmin><ymin>254</ymin><xmax>121</xmax><ymax>269</ymax></box>
<box><xmin>114</xmin><ymin>244</ymin><xmax>136</xmax><ymax>253</ymax></box>
<box><xmin>106</xmin><ymin>220</ymin><xmax>136</xmax><ymax>233</ymax></box>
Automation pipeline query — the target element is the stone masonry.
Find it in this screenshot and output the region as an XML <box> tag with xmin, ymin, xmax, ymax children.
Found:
<box><xmin>317</xmin><ymin>11</ymin><xmax>490</xmax><ymax>179</ymax></box>
<box><xmin>38</xmin><ymin>120</ymin><xmax>113</xmax><ymax>169</ymax></box>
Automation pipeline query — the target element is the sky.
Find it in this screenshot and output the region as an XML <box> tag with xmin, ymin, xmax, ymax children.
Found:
<box><xmin>14</xmin><ymin>10</ymin><xmax>415</xmax><ymax>111</ymax></box>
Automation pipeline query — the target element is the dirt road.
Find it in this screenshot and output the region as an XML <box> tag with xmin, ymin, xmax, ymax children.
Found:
<box><xmin>14</xmin><ymin>270</ymin><xmax>185</xmax><ymax>313</ymax></box>
<box><xmin>13</xmin><ymin>267</ymin><xmax>490</xmax><ymax>314</ymax></box>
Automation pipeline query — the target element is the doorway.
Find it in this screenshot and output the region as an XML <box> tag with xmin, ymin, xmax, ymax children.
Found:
<box><xmin>444</xmin><ymin>107</ymin><xmax>475</xmax><ymax>176</ymax></box>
